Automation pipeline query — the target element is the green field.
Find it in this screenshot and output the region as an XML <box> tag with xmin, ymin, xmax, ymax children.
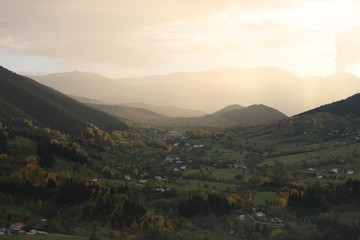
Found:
<box><xmin>163</xmin><ymin>178</ymin><xmax>238</xmax><ymax>193</ymax></box>
<box><xmin>260</xmin><ymin>142</ymin><xmax>360</xmax><ymax>166</ymax></box>
<box><xmin>253</xmin><ymin>191</ymin><xmax>277</xmax><ymax>206</ymax></box>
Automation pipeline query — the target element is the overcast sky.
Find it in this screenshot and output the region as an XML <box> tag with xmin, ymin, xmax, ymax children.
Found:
<box><xmin>1</xmin><ymin>0</ymin><xmax>360</xmax><ymax>78</ymax></box>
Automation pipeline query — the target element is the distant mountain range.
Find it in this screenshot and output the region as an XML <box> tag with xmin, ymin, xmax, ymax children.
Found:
<box><xmin>0</xmin><ymin>66</ymin><xmax>127</xmax><ymax>134</ymax></box>
<box><xmin>29</xmin><ymin>67</ymin><xmax>360</xmax><ymax>116</ymax></box>
<box><xmin>120</xmin><ymin>102</ymin><xmax>207</xmax><ymax>117</ymax></box>
<box><xmin>87</xmin><ymin>102</ymin><xmax>288</xmax><ymax>127</ymax></box>
<box><xmin>69</xmin><ymin>95</ymin><xmax>206</xmax><ymax>118</ymax></box>
<box><xmin>2</xmin><ymin>64</ymin><xmax>360</xmax><ymax>131</ymax></box>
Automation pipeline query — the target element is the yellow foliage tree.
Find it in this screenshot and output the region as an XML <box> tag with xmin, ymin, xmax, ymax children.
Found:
<box><xmin>260</xmin><ymin>176</ymin><xmax>271</xmax><ymax>185</ymax></box>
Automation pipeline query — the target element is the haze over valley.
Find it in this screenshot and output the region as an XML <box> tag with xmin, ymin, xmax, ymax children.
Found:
<box><xmin>30</xmin><ymin>68</ymin><xmax>360</xmax><ymax>117</ymax></box>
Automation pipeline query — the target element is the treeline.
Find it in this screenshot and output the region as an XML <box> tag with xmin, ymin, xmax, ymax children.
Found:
<box><xmin>288</xmin><ymin>179</ymin><xmax>360</xmax><ymax>217</ymax></box>
<box><xmin>83</xmin><ymin>188</ymin><xmax>146</xmax><ymax>227</ymax></box>
<box><xmin>178</xmin><ymin>193</ymin><xmax>234</xmax><ymax>218</ymax></box>
<box><xmin>0</xmin><ymin>179</ymin><xmax>98</xmax><ymax>207</ymax></box>
<box><xmin>37</xmin><ymin>137</ymin><xmax>89</xmax><ymax>166</ymax></box>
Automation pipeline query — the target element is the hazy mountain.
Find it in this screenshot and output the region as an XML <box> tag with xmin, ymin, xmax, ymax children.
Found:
<box><xmin>299</xmin><ymin>93</ymin><xmax>360</xmax><ymax>117</ymax></box>
<box><xmin>29</xmin><ymin>71</ymin><xmax>118</xmax><ymax>101</ymax></box>
<box><xmin>216</xmin><ymin>104</ymin><xmax>288</xmax><ymax>125</ymax></box>
<box><xmin>87</xmin><ymin>103</ymin><xmax>170</xmax><ymax>125</ymax></box>
<box><xmin>29</xmin><ymin>67</ymin><xmax>360</xmax><ymax>116</ymax></box>
<box><xmin>69</xmin><ymin>95</ymin><xmax>105</xmax><ymax>104</ymax></box>
<box><xmin>115</xmin><ymin>68</ymin><xmax>360</xmax><ymax>116</ymax></box>
<box><xmin>0</xmin><ymin>66</ymin><xmax>127</xmax><ymax>134</ymax></box>
<box><xmin>212</xmin><ymin>104</ymin><xmax>244</xmax><ymax>117</ymax></box>
<box><xmin>159</xmin><ymin>104</ymin><xmax>288</xmax><ymax>128</ymax></box>
<box><xmin>121</xmin><ymin>102</ymin><xmax>207</xmax><ymax>117</ymax></box>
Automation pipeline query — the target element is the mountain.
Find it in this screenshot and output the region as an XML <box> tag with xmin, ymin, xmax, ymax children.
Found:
<box><xmin>29</xmin><ymin>71</ymin><xmax>118</xmax><ymax>102</ymax></box>
<box><xmin>0</xmin><ymin>66</ymin><xmax>127</xmax><ymax>134</ymax></box>
<box><xmin>212</xmin><ymin>104</ymin><xmax>244</xmax><ymax>117</ymax></box>
<box><xmin>69</xmin><ymin>95</ymin><xmax>105</xmax><ymax>104</ymax></box>
<box><xmin>215</xmin><ymin>104</ymin><xmax>288</xmax><ymax>125</ymax></box>
<box><xmin>87</xmin><ymin>103</ymin><xmax>170</xmax><ymax>125</ymax></box>
<box><xmin>121</xmin><ymin>102</ymin><xmax>207</xmax><ymax>117</ymax></box>
<box><xmin>299</xmin><ymin>93</ymin><xmax>360</xmax><ymax>117</ymax></box>
<box><xmin>30</xmin><ymin>67</ymin><xmax>360</xmax><ymax>116</ymax></box>
<box><xmin>158</xmin><ymin>104</ymin><xmax>288</xmax><ymax>128</ymax></box>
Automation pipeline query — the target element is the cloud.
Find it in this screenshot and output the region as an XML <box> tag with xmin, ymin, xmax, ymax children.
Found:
<box><xmin>1</xmin><ymin>0</ymin><xmax>360</xmax><ymax>78</ymax></box>
<box><xmin>237</xmin><ymin>0</ymin><xmax>297</xmax><ymax>9</ymax></box>
<box><xmin>335</xmin><ymin>28</ymin><xmax>360</xmax><ymax>73</ymax></box>
<box><xmin>0</xmin><ymin>35</ymin><xmax>26</xmax><ymax>51</ymax></box>
<box><xmin>0</xmin><ymin>0</ymin><xmax>237</xmax><ymax>69</ymax></box>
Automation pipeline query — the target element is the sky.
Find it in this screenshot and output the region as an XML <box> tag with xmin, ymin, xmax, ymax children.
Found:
<box><xmin>1</xmin><ymin>0</ymin><xmax>360</xmax><ymax>78</ymax></box>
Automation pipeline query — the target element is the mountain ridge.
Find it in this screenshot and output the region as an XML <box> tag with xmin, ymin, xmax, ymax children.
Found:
<box><xmin>0</xmin><ymin>66</ymin><xmax>127</xmax><ymax>134</ymax></box>
<box><xmin>299</xmin><ymin>93</ymin><xmax>360</xmax><ymax>117</ymax></box>
<box><xmin>29</xmin><ymin>68</ymin><xmax>360</xmax><ymax>116</ymax></box>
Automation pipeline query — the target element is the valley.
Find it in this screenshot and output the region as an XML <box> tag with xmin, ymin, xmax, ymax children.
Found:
<box><xmin>1</xmin><ymin>66</ymin><xmax>360</xmax><ymax>239</ymax></box>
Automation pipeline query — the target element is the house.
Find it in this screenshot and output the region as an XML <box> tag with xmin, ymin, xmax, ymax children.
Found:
<box><xmin>165</xmin><ymin>156</ymin><xmax>174</xmax><ymax>162</ymax></box>
<box><xmin>237</xmin><ymin>215</ymin><xmax>246</xmax><ymax>221</ymax></box>
<box><xmin>271</xmin><ymin>217</ymin><xmax>283</xmax><ymax>224</ymax></box>
<box><xmin>0</xmin><ymin>227</ymin><xmax>7</xmax><ymax>235</ymax></box>
<box><xmin>124</xmin><ymin>175</ymin><xmax>131</xmax><ymax>180</ymax></box>
<box><xmin>26</xmin><ymin>229</ymin><xmax>37</xmax><ymax>235</ymax></box>
<box><xmin>180</xmin><ymin>166</ymin><xmax>186</xmax><ymax>170</ymax></box>
<box><xmin>156</xmin><ymin>188</ymin><xmax>166</xmax><ymax>192</ymax></box>
<box><xmin>173</xmin><ymin>143</ymin><xmax>179</xmax><ymax>147</ymax></box>
<box><xmin>154</xmin><ymin>176</ymin><xmax>162</xmax><ymax>180</ymax></box>
<box><xmin>139</xmin><ymin>179</ymin><xmax>148</xmax><ymax>184</ymax></box>
<box><xmin>10</xmin><ymin>222</ymin><xmax>25</xmax><ymax>233</ymax></box>
<box><xmin>307</xmin><ymin>168</ymin><xmax>316</xmax><ymax>171</ymax></box>
<box><xmin>331</xmin><ymin>168</ymin><xmax>338</xmax><ymax>174</ymax></box>
<box><xmin>141</xmin><ymin>172</ymin><xmax>149</xmax><ymax>177</ymax></box>
<box><xmin>347</xmin><ymin>170</ymin><xmax>354</xmax><ymax>175</ymax></box>
<box><xmin>37</xmin><ymin>231</ymin><xmax>48</xmax><ymax>235</ymax></box>
<box><xmin>255</xmin><ymin>212</ymin><xmax>265</xmax><ymax>217</ymax></box>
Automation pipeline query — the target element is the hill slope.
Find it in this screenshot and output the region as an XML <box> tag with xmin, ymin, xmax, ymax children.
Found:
<box><xmin>0</xmin><ymin>66</ymin><xmax>127</xmax><ymax>134</ymax></box>
<box><xmin>299</xmin><ymin>93</ymin><xmax>360</xmax><ymax>117</ymax></box>
<box><xmin>87</xmin><ymin>103</ymin><xmax>170</xmax><ymax>125</ymax></box>
<box><xmin>121</xmin><ymin>102</ymin><xmax>207</xmax><ymax>117</ymax></box>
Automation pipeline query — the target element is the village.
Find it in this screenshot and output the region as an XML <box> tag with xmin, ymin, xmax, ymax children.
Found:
<box><xmin>0</xmin><ymin>221</ymin><xmax>48</xmax><ymax>236</ymax></box>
